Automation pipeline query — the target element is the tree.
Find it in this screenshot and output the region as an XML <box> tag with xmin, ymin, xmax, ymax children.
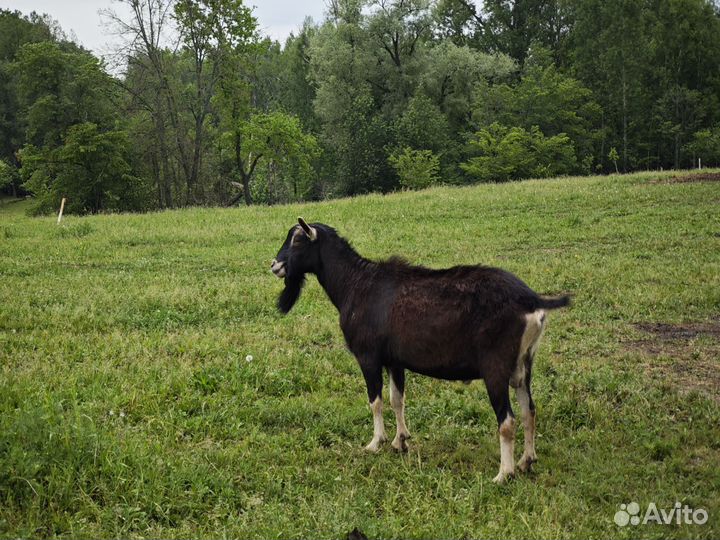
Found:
<box><xmin>13</xmin><ymin>41</ymin><xmax>116</xmax><ymax>148</ymax></box>
<box><xmin>272</xmin><ymin>24</ymin><xmax>319</xmax><ymax>131</ymax></box>
<box><xmin>568</xmin><ymin>0</ymin><xmax>652</xmax><ymax>171</ymax></box>
<box><xmin>101</xmin><ymin>0</ymin><xmax>179</xmax><ymax>207</ymax></box>
<box><xmin>685</xmin><ymin>125</ymin><xmax>720</xmax><ymax>167</ymax></box>
<box><xmin>309</xmin><ymin>6</ymin><xmax>392</xmax><ymax>195</ymax></box>
<box><xmin>20</xmin><ymin>123</ymin><xmax>145</xmax><ymax>214</ymax></box>
<box><xmin>365</xmin><ymin>0</ymin><xmax>433</xmax><ymax>109</ymax></box>
<box><xmin>479</xmin><ymin>0</ymin><xmax>572</xmax><ymax>66</ymax></box>
<box><xmin>0</xmin><ymin>9</ymin><xmax>55</xmax><ymax>174</ymax></box>
<box><xmin>473</xmin><ymin>51</ymin><xmax>601</xmax><ymax>171</ymax></box>
<box><xmin>420</xmin><ymin>41</ymin><xmax>514</xmax><ymax>130</ymax></box>
<box><xmin>645</xmin><ymin>0</ymin><xmax>720</xmax><ymax>168</ymax></box>
<box><xmin>172</xmin><ymin>0</ymin><xmax>258</xmax><ymax>203</ymax></box>
<box><xmin>431</xmin><ymin>0</ymin><xmax>484</xmax><ymax>47</ymax></box>
<box><xmin>0</xmin><ymin>159</ymin><xmax>14</xmax><ymax>193</ymax></box>
<box><xmin>224</xmin><ymin>111</ymin><xmax>320</xmax><ymax>205</ymax></box>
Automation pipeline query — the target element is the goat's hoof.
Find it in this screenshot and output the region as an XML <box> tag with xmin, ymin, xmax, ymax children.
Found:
<box><xmin>517</xmin><ymin>455</ymin><xmax>537</xmax><ymax>473</ymax></box>
<box><xmin>492</xmin><ymin>470</ymin><xmax>515</xmax><ymax>484</ymax></box>
<box><xmin>391</xmin><ymin>435</ymin><xmax>409</xmax><ymax>453</ymax></box>
<box><xmin>364</xmin><ymin>436</ymin><xmax>386</xmax><ymax>453</ymax></box>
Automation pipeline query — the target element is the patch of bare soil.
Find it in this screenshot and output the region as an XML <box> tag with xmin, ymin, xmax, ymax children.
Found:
<box><xmin>652</xmin><ymin>172</ymin><xmax>720</xmax><ymax>184</ymax></box>
<box><xmin>634</xmin><ymin>321</ymin><xmax>720</xmax><ymax>340</ymax></box>
<box><xmin>627</xmin><ymin>320</ymin><xmax>720</xmax><ymax>403</ymax></box>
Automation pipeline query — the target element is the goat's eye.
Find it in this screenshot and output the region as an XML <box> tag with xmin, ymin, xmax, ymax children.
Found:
<box><xmin>291</xmin><ymin>232</ymin><xmax>306</xmax><ymax>247</ymax></box>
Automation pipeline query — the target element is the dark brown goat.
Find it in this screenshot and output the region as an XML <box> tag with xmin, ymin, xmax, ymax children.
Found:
<box><xmin>271</xmin><ymin>218</ymin><xmax>570</xmax><ymax>483</ymax></box>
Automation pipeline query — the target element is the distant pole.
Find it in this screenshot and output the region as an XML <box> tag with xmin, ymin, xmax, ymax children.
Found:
<box><xmin>698</xmin><ymin>158</ymin><xmax>702</xmax><ymax>170</ymax></box>
<box><xmin>57</xmin><ymin>197</ymin><xmax>66</xmax><ymax>224</ymax></box>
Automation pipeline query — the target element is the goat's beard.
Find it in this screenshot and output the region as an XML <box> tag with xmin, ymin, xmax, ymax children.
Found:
<box><xmin>277</xmin><ymin>272</ymin><xmax>306</xmax><ymax>314</ymax></box>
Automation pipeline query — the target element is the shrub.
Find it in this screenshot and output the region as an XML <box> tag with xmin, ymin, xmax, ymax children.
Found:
<box><xmin>388</xmin><ymin>147</ymin><xmax>441</xmax><ymax>190</ymax></box>
<box><xmin>461</xmin><ymin>123</ymin><xmax>577</xmax><ymax>182</ymax></box>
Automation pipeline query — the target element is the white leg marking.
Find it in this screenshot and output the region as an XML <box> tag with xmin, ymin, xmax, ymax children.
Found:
<box><xmin>512</xmin><ymin>309</ymin><xmax>544</xmax><ymax>472</ymax></box>
<box><xmin>364</xmin><ymin>396</ymin><xmax>387</xmax><ymax>452</ymax></box>
<box><xmin>515</xmin><ymin>385</ymin><xmax>537</xmax><ymax>473</ymax></box>
<box><xmin>493</xmin><ymin>414</ymin><xmax>516</xmax><ymax>484</ymax></box>
<box><xmin>389</xmin><ymin>374</ymin><xmax>410</xmax><ymax>452</ymax></box>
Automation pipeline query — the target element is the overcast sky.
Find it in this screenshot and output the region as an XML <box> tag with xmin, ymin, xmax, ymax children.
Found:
<box><xmin>0</xmin><ymin>0</ymin><xmax>328</xmax><ymax>59</ymax></box>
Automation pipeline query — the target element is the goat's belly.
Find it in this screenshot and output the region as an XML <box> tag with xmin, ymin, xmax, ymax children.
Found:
<box><xmin>405</xmin><ymin>361</ymin><xmax>482</xmax><ymax>381</ymax></box>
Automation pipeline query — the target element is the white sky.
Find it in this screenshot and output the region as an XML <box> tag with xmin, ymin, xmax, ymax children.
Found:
<box><xmin>0</xmin><ymin>0</ymin><xmax>328</xmax><ymax>59</ymax></box>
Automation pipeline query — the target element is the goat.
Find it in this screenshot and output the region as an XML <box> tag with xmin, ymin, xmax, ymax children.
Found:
<box><xmin>271</xmin><ymin>218</ymin><xmax>570</xmax><ymax>483</ymax></box>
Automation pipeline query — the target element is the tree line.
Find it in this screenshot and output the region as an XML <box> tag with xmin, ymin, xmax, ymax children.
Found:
<box><xmin>1</xmin><ymin>0</ymin><xmax>720</xmax><ymax>215</ymax></box>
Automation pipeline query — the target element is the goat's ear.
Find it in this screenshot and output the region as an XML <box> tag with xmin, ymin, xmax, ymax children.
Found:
<box><xmin>297</xmin><ymin>217</ymin><xmax>317</xmax><ymax>241</ymax></box>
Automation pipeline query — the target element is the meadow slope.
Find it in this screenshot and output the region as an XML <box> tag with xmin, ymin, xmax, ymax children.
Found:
<box><xmin>1</xmin><ymin>170</ymin><xmax>719</xmax><ymax>539</ymax></box>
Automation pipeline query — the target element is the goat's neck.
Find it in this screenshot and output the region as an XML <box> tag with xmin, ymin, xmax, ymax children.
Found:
<box><xmin>315</xmin><ymin>241</ymin><xmax>372</xmax><ymax>312</ymax></box>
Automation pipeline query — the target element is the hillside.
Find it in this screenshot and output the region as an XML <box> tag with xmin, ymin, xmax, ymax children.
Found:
<box><xmin>1</xmin><ymin>171</ymin><xmax>719</xmax><ymax>538</ymax></box>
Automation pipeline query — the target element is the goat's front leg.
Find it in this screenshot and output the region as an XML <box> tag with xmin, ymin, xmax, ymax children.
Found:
<box><xmin>360</xmin><ymin>362</ymin><xmax>386</xmax><ymax>452</ymax></box>
<box><xmin>389</xmin><ymin>367</ymin><xmax>411</xmax><ymax>452</ymax></box>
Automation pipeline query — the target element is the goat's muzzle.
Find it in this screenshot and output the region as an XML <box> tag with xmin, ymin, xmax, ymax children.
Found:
<box><xmin>270</xmin><ymin>259</ymin><xmax>286</xmax><ymax>278</ymax></box>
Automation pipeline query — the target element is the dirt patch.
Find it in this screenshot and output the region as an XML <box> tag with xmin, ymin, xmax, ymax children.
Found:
<box><xmin>652</xmin><ymin>172</ymin><xmax>720</xmax><ymax>184</ymax></box>
<box><xmin>627</xmin><ymin>320</ymin><xmax>720</xmax><ymax>403</ymax></box>
<box><xmin>634</xmin><ymin>321</ymin><xmax>720</xmax><ymax>341</ymax></box>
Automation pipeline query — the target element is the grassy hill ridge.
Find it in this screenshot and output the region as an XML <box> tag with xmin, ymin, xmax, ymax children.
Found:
<box><xmin>1</xmin><ymin>170</ymin><xmax>719</xmax><ymax>538</ymax></box>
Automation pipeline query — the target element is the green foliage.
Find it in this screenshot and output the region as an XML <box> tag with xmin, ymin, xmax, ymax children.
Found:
<box><xmin>388</xmin><ymin>147</ymin><xmax>440</xmax><ymax>189</ymax></box>
<box><xmin>173</xmin><ymin>0</ymin><xmax>257</xmax><ymax>50</ymax></box>
<box><xmin>567</xmin><ymin>0</ymin><xmax>720</xmax><ymax>171</ymax></box>
<box><xmin>235</xmin><ymin>111</ymin><xmax>321</xmax><ymax>203</ymax></box>
<box><xmin>395</xmin><ymin>95</ymin><xmax>450</xmax><ymax>153</ymax></box>
<box><xmin>685</xmin><ymin>125</ymin><xmax>720</xmax><ymax>166</ymax></box>
<box><xmin>420</xmin><ymin>41</ymin><xmax>515</xmax><ymax>129</ymax></box>
<box><xmin>19</xmin><ymin>123</ymin><xmax>147</xmax><ymax>215</ymax></box>
<box><xmin>479</xmin><ymin>0</ymin><xmax>572</xmax><ymax>65</ymax></box>
<box><xmin>0</xmin><ymin>159</ymin><xmax>13</xmax><ymax>190</ymax></box>
<box><xmin>608</xmin><ymin>147</ymin><xmax>620</xmax><ymax>173</ymax></box>
<box><xmin>462</xmin><ymin>123</ymin><xmax>577</xmax><ymax>182</ymax></box>
<box><xmin>473</xmin><ymin>56</ymin><xmax>600</xmax><ymax>172</ymax></box>
<box><xmin>12</xmin><ymin>41</ymin><xmax>115</xmax><ymax>148</ymax></box>
<box><xmin>4</xmin><ymin>0</ymin><xmax>720</xmax><ymax>207</ymax></box>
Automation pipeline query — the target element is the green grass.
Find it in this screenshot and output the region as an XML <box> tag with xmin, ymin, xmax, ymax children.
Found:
<box><xmin>1</xmin><ymin>171</ymin><xmax>719</xmax><ymax>539</ymax></box>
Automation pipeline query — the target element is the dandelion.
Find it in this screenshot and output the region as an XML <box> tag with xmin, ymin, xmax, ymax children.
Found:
<box><xmin>246</xmin><ymin>355</ymin><xmax>253</xmax><ymax>362</ymax></box>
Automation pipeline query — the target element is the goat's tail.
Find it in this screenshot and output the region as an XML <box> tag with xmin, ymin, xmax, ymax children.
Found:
<box><xmin>537</xmin><ymin>294</ymin><xmax>572</xmax><ymax>310</ymax></box>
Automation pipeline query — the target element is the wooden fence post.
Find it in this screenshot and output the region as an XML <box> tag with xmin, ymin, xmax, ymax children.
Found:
<box><xmin>57</xmin><ymin>197</ymin><xmax>66</xmax><ymax>224</ymax></box>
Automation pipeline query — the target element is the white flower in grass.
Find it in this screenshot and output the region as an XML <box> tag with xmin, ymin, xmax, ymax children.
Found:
<box><xmin>246</xmin><ymin>354</ymin><xmax>253</xmax><ymax>362</ymax></box>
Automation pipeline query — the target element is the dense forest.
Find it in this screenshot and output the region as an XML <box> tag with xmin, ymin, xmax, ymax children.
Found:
<box><xmin>1</xmin><ymin>0</ymin><xmax>720</xmax><ymax>215</ymax></box>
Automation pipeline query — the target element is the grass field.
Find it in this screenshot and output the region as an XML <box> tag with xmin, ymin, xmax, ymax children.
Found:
<box><xmin>1</xmin><ymin>170</ymin><xmax>719</xmax><ymax>539</ymax></box>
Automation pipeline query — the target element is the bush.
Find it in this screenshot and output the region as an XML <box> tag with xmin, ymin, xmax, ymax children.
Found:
<box><xmin>461</xmin><ymin>123</ymin><xmax>577</xmax><ymax>182</ymax></box>
<box><xmin>388</xmin><ymin>147</ymin><xmax>441</xmax><ymax>190</ymax></box>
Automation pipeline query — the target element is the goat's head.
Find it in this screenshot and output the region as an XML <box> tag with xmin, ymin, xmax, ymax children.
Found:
<box><xmin>272</xmin><ymin>217</ymin><xmax>321</xmax><ymax>313</ymax></box>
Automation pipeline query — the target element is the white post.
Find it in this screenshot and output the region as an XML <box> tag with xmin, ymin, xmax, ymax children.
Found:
<box><xmin>698</xmin><ymin>157</ymin><xmax>702</xmax><ymax>170</ymax></box>
<box><xmin>57</xmin><ymin>197</ymin><xmax>66</xmax><ymax>224</ymax></box>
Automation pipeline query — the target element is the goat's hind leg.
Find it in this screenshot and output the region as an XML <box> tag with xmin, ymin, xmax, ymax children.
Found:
<box><xmin>486</xmin><ymin>375</ymin><xmax>516</xmax><ymax>484</ymax></box>
<box><xmin>389</xmin><ymin>367</ymin><xmax>411</xmax><ymax>452</ymax></box>
<box><xmin>515</xmin><ymin>360</ymin><xmax>537</xmax><ymax>473</ymax></box>
<box><xmin>360</xmin><ymin>362</ymin><xmax>386</xmax><ymax>452</ymax></box>
<box><xmin>515</xmin><ymin>311</ymin><xmax>544</xmax><ymax>473</ymax></box>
